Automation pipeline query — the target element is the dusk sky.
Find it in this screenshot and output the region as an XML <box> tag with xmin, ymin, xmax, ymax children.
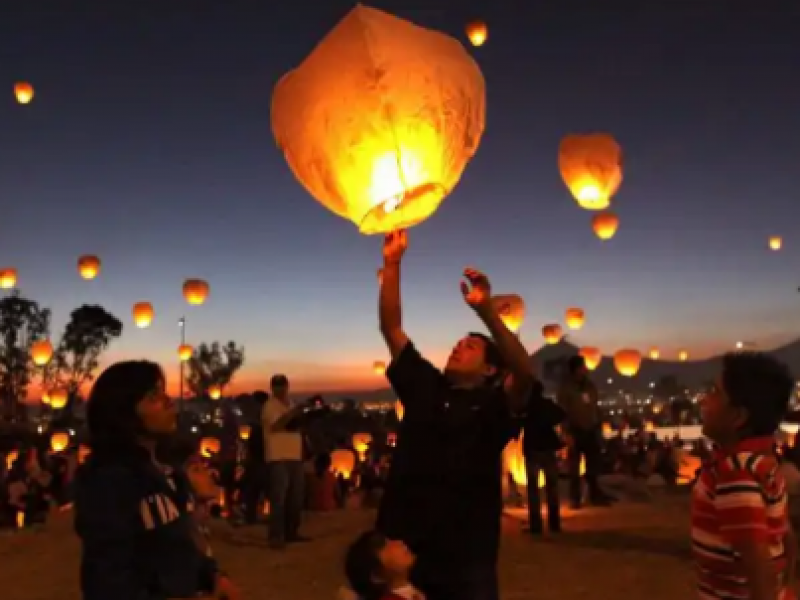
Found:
<box><xmin>1</xmin><ymin>2</ymin><xmax>799</xmax><ymax>395</ymax></box>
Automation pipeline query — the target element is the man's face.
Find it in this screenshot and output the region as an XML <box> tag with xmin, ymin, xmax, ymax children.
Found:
<box><xmin>444</xmin><ymin>335</ymin><xmax>494</xmax><ymax>382</ymax></box>
<box><xmin>700</xmin><ymin>376</ymin><xmax>746</xmax><ymax>443</ymax></box>
<box><xmin>271</xmin><ymin>382</ymin><xmax>289</xmax><ymax>400</ymax></box>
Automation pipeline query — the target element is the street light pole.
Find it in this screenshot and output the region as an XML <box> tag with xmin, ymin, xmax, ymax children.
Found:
<box><xmin>178</xmin><ymin>317</ymin><xmax>186</xmax><ymax>413</ymax></box>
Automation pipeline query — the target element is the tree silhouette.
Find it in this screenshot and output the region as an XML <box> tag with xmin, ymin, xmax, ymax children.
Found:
<box><xmin>186</xmin><ymin>341</ymin><xmax>245</xmax><ymax>399</ymax></box>
<box><xmin>0</xmin><ymin>291</ymin><xmax>51</xmax><ymax>421</ymax></box>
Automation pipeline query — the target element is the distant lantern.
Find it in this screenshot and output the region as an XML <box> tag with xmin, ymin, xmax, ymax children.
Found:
<box><xmin>183</xmin><ymin>279</ymin><xmax>210</xmax><ymax>305</ymax></box>
<box><xmin>492</xmin><ymin>294</ymin><xmax>525</xmax><ymax>333</ymax></box>
<box><xmin>614</xmin><ymin>349</ymin><xmax>642</xmax><ymax>377</ymax></box>
<box><xmin>41</xmin><ymin>391</ymin><xmax>51</xmax><ymax>405</ymax></box>
<box><xmin>199</xmin><ymin>437</ymin><xmax>221</xmax><ymax>458</ymax></box>
<box><xmin>559</xmin><ymin>134</ymin><xmax>623</xmax><ymax>211</ymax></box>
<box><xmin>592</xmin><ymin>211</ymin><xmax>619</xmax><ymax>240</ymax></box>
<box><xmin>352</xmin><ymin>433</ymin><xmax>373</xmax><ymax>460</ymax></box>
<box><xmin>542</xmin><ymin>324</ymin><xmax>562</xmax><ymax>345</ymax></box>
<box><xmin>30</xmin><ymin>339</ymin><xmax>53</xmax><ymax>366</ymax></box>
<box><xmin>465</xmin><ymin>20</ymin><xmax>488</xmax><ymax>46</ymax></box>
<box><xmin>769</xmin><ymin>236</ymin><xmax>782</xmax><ymax>251</ymax></box>
<box><xmin>678</xmin><ymin>350</ymin><xmax>688</xmax><ymax>361</ymax></box>
<box><xmin>331</xmin><ymin>449</ymin><xmax>357</xmax><ymax>479</ymax></box>
<box><xmin>395</xmin><ymin>400</ymin><xmax>404</xmax><ymax>422</ymax></box>
<box><xmin>373</xmin><ymin>361</ymin><xmax>386</xmax><ymax>375</ymax></box>
<box><xmin>78</xmin><ymin>444</ymin><xmax>91</xmax><ymax>464</ymax></box>
<box><xmin>178</xmin><ymin>344</ymin><xmax>193</xmax><ymax>362</ymax></box>
<box><xmin>14</xmin><ymin>82</ymin><xmax>34</xmax><ymax>104</ymax></box>
<box><xmin>602</xmin><ymin>422</ymin><xmax>613</xmax><ymax>437</ymax></box>
<box><xmin>579</xmin><ymin>346</ymin><xmax>601</xmax><ymax>371</ymax></box>
<box><xmin>565</xmin><ymin>307</ymin><xmax>585</xmax><ymax>330</ymax></box>
<box><xmin>649</xmin><ymin>347</ymin><xmax>660</xmax><ymax>360</ymax></box>
<box><xmin>208</xmin><ymin>385</ymin><xmax>222</xmax><ymax>400</ymax></box>
<box><xmin>271</xmin><ymin>5</ymin><xmax>486</xmax><ymax>235</ymax></box>
<box><xmin>5</xmin><ymin>449</ymin><xmax>18</xmax><ymax>470</ymax></box>
<box><xmin>0</xmin><ymin>268</ymin><xmax>17</xmax><ymax>289</ymax></box>
<box><xmin>77</xmin><ymin>255</ymin><xmax>101</xmax><ymax>280</ymax></box>
<box><xmin>644</xmin><ymin>420</ymin><xmax>655</xmax><ymax>432</ymax></box>
<box><xmin>238</xmin><ymin>425</ymin><xmax>251</xmax><ymax>441</ymax></box>
<box><xmin>49</xmin><ymin>388</ymin><xmax>68</xmax><ymax>410</ymax></box>
<box><xmin>132</xmin><ymin>302</ymin><xmax>154</xmax><ymax>328</ymax></box>
<box><xmin>50</xmin><ymin>432</ymin><xmax>69</xmax><ymax>453</ymax></box>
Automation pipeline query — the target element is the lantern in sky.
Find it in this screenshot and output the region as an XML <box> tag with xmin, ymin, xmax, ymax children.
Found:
<box><xmin>30</xmin><ymin>339</ymin><xmax>53</xmax><ymax>366</ymax></box>
<box><xmin>352</xmin><ymin>432</ymin><xmax>373</xmax><ymax>460</ymax></box>
<box><xmin>183</xmin><ymin>279</ymin><xmax>210</xmax><ymax>305</ymax></box>
<box><xmin>649</xmin><ymin>347</ymin><xmax>660</xmax><ymax>360</ymax></box>
<box><xmin>51</xmin><ymin>432</ymin><xmax>70</xmax><ymax>453</ymax></box>
<box><xmin>395</xmin><ymin>400</ymin><xmax>404</xmax><ymax>422</ymax></box>
<box><xmin>178</xmin><ymin>344</ymin><xmax>193</xmax><ymax>362</ymax></box>
<box><xmin>271</xmin><ymin>5</ymin><xmax>486</xmax><ymax>235</ymax></box>
<box><xmin>579</xmin><ymin>346</ymin><xmax>601</xmax><ymax>371</ymax></box>
<box><xmin>200</xmin><ymin>437</ymin><xmax>221</xmax><ymax>458</ymax></box>
<box><xmin>49</xmin><ymin>388</ymin><xmax>68</xmax><ymax>410</ymax></box>
<box><xmin>542</xmin><ymin>324</ymin><xmax>562</xmax><ymax>345</ymax></box>
<box><xmin>77</xmin><ymin>255</ymin><xmax>101</xmax><ymax>280</ymax></box>
<box><xmin>330</xmin><ymin>449</ymin><xmax>357</xmax><ymax>479</ymax></box>
<box><xmin>678</xmin><ymin>350</ymin><xmax>688</xmax><ymax>361</ymax></box>
<box><xmin>133</xmin><ymin>302</ymin><xmax>154</xmax><ymax>328</ymax></box>
<box><xmin>373</xmin><ymin>361</ymin><xmax>386</xmax><ymax>375</ymax></box>
<box><xmin>14</xmin><ymin>82</ymin><xmax>34</xmax><ymax>104</ymax></box>
<box><xmin>769</xmin><ymin>236</ymin><xmax>782</xmax><ymax>251</ymax></box>
<box><xmin>559</xmin><ymin>134</ymin><xmax>623</xmax><ymax>211</ymax></box>
<box><xmin>492</xmin><ymin>294</ymin><xmax>525</xmax><ymax>333</ymax></box>
<box><xmin>238</xmin><ymin>425</ymin><xmax>251</xmax><ymax>441</ymax></box>
<box><xmin>0</xmin><ymin>268</ymin><xmax>17</xmax><ymax>289</ymax></box>
<box><xmin>591</xmin><ymin>212</ymin><xmax>619</xmax><ymax>240</ymax></box>
<box><xmin>208</xmin><ymin>385</ymin><xmax>222</xmax><ymax>400</ymax></box>
<box><xmin>465</xmin><ymin>20</ymin><xmax>488</xmax><ymax>46</ymax></box>
<box><xmin>565</xmin><ymin>307</ymin><xmax>585</xmax><ymax>330</ymax></box>
<box><xmin>614</xmin><ymin>349</ymin><xmax>642</xmax><ymax>377</ymax></box>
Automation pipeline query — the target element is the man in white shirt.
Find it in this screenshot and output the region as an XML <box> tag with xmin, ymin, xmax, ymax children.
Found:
<box><xmin>261</xmin><ymin>374</ymin><xmax>308</xmax><ymax>549</ymax></box>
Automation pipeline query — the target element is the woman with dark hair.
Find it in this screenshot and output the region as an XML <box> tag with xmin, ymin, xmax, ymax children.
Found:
<box><xmin>74</xmin><ymin>360</ymin><xmax>239</xmax><ymax>600</ymax></box>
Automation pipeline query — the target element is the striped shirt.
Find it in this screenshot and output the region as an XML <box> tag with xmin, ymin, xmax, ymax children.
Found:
<box><xmin>692</xmin><ymin>437</ymin><xmax>794</xmax><ymax>600</ymax></box>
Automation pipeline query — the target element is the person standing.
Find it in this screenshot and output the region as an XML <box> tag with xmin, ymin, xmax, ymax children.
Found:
<box><xmin>262</xmin><ymin>374</ymin><xmax>308</xmax><ymax>549</ymax></box>
<box><xmin>242</xmin><ymin>390</ymin><xmax>269</xmax><ymax>524</ymax></box>
<box><xmin>377</xmin><ymin>230</ymin><xmax>534</xmax><ymax>600</ymax></box>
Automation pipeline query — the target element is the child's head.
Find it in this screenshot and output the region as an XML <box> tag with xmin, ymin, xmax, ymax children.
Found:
<box><xmin>701</xmin><ymin>352</ymin><xmax>793</xmax><ymax>445</ymax></box>
<box><xmin>344</xmin><ymin>530</ymin><xmax>415</xmax><ymax>600</ymax></box>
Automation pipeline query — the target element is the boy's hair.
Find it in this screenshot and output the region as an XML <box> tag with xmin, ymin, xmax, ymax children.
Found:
<box><xmin>468</xmin><ymin>332</ymin><xmax>507</xmax><ymax>384</ymax></box>
<box><xmin>344</xmin><ymin>530</ymin><xmax>388</xmax><ymax>600</ymax></box>
<box><xmin>722</xmin><ymin>352</ymin><xmax>794</xmax><ymax>436</ymax></box>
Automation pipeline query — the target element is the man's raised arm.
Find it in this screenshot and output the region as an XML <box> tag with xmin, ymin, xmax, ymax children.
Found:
<box><xmin>379</xmin><ymin>230</ymin><xmax>409</xmax><ymax>359</ymax></box>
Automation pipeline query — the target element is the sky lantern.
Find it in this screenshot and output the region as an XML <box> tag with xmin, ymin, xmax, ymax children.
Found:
<box><xmin>178</xmin><ymin>344</ymin><xmax>193</xmax><ymax>362</ymax></box>
<box><xmin>183</xmin><ymin>279</ymin><xmax>210</xmax><ymax>305</ymax></box>
<box><xmin>14</xmin><ymin>82</ymin><xmax>34</xmax><ymax>104</ymax></box>
<box><xmin>199</xmin><ymin>437</ymin><xmax>221</xmax><ymax>458</ymax></box>
<box><xmin>564</xmin><ymin>307</ymin><xmax>585</xmax><ymax>330</ymax></box>
<box><xmin>0</xmin><ymin>268</ymin><xmax>17</xmax><ymax>289</ymax></box>
<box><xmin>77</xmin><ymin>255</ymin><xmax>101</xmax><ymax>280</ymax></box>
<box><xmin>238</xmin><ymin>425</ymin><xmax>251</xmax><ymax>441</ymax></box>
<box><xmin>30</xmin><ymin>339</ymin><xmax>53</xmax><ymax>366</ymax></box>
<box><xmin>492</xmin><ymin>294</ymin><xmax>525</xmax><ymax>333</ymax></box>
<box><xmin>614</xmin><ymin>349</ymin><xmax>642</xmax><ymax>377</ymax></box>
<box><xmin>271</xmin><ymin>5</ymin><xmax>486</xmax><ymax>235</ymax></box>
<box><xmin>559</xmin><ymin>133</ymin><xmax>623</xmax><ymax>211</ymax></box>
<box><xmin>330</xmin><ymin>449</ymin><xmax>357</xmax><ymax>479</ymax></box>
<box><xmin>591</xmin><ymin>211</ymin><xmax>619</xmax><ymax>240</ymax></box>
<box><xmin>50</xmin><ymin>432</ymin><xmax>70</xmax><ymax>452</ymax></box>
<box><xmin>395</xmin><ymin>400</ymin><xmax>404</xmax><ymax>422</ymax></box>
<box><xmin>678</xmin><ymin>350</ymin><xmax>688</xmax><ymax>361</ymax></box>
<box><xmin>373</xmin><ymin>360</ymin><xmax>386</xmax><ymax>375</ymax></box>
<box><xmin>769</xmin><ymin>236</ymin><xmax>782</xmax><ymax>251</ymax></box>
<box><xmin>132</xmin><ymin>302</ymin><xmax>154</xmax><ymax>328</ymax></box>
<box><xmin>579</xmin><ymin>346</ymin><xmax>601</xmax><ymax>371</ymax></box>
<box><xmin>208</xmin><ymin>385</ymin><xmax>222</xmax><ymax>400</ymax></box>
<box><xmin>352</xmin><ymin>432</ymin><xmax>373</xmax><ymax>460</ymax></box>
<box><xmin>465</xmin><ymin>20</ymin><xmax>488</xmax><ymax>46</ymax></box>
<box><xmin>542</xmin><ymin>324</ymin><xmax>562</xmax><ymax>345</ymax></box>
<box><xmin>649</xmin><ymin>347</ymin><xmax>660</xmax><ymax>360</ymax></box>
<box><xmin>49</xmin><ymin>388</ymin><xmax>68</xmax><ymax>409</ymax></box>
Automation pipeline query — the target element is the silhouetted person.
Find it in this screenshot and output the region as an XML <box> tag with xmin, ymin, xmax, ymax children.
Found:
<box><xmin>242</xmin><ymin>390</ymin><xmax>269</xmax><ymax>524</ymax></box>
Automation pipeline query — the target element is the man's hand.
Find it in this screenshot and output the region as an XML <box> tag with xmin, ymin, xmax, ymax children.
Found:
<box><xmin>460</xmin><ymin>268</ymin><xmax>493</xmax><ymax>313</ymax></box>
<box><xmin>383</xmin><ymin>230</ymin><xmax>407</xmax><ymax>264</ymax></box>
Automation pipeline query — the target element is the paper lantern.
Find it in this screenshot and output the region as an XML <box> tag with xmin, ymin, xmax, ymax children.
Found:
<box><xmin>238</xmin><ymin>425</ymin><xmax>251</xmax><ymax>441</ymax></box>
<box><xmin>49</xmin><ymin>388</ymin><xmax>68</xmax><ymax>409</ymax></box>
<box><xmin>14</xmin><ymin>82</ymin><xmax>33</xmax><ymax>104</ymax></box>
<box><xmin>50</xmin><ymin>432</ymin><xmax>70</xmax><ymax>452</ymax></box>
<box><xmin>602</xmin><ymin>422</ymin><xmax>613</xmax><ymax>437</ymax></box>
<box><xmin>644</xmin><ymin>420</ymin><xmax>655</xmax><ymax>432</ymax></box>
<box><xmin>271</xmin><ymin>5</ymin><xmax>486</xmax><ymax>235</ymax></box>
<box><xmin>199</xmin><ymin>437</ymin><xmax>221</xmax><ymax>458</ymax></box>
<box><xmin>579</xmin><ymin>346</ymin><xmax>601</xmax><ymax>371</ymax></box>
<box><xmin>559</xmin><ymin>134</ymin><xmax>623</xmax><ymax>211</ymax></box>
<box><xmin>0</xmin><ymin>268</ymin><xmax>17</xmax><ymax>289</ymax></box>
<box><xmin>5</xmin><ymin>449</ymin><xmax>18</xmax><ymax>470</ymax></box>
<box><xmin>649</xmin><ymin>347</ymin><xmax>660</xmax><ymax>360</ymax></box>
<box><xmin>183</xmin><ymin>279</ymin><xmax>209</xmax><ymax>305</ymax></box>
<box><xmin>395</xmin><ymin>400</ymin><xmax>404</xmax><ymax>422</ymax></box>
<box><xmin>331</xmin><ymin>449</ymin><xmax>357</xmax><ymax>479</ymax></box>
<box><xmin>352</xmin><ymin>433</ymin><xmax>373</xmax><ymax>460</ymax></box>
<box><xmin>769</xmin><ymin>236</ymin><xmax>782</xmax><ymax>251</ymax></box>
<box><xmin>591</xmin><ymin>212</ymin><xmax>619</xmax><ymax>240</ymax></box>
<box><xmin>132</xmin><ymin>302</ymin><xmax>154</xmax><ymax>328</ymax></box>
<box><xmin>542</xmin><ymin>324</ymin><xmax>562</xmax><ymax>345</ymax></box>
<box><xmin>678</xmin><ymin>350</ymin><xmax>688</xmax><ymax>361</ymax></box>
<box><xmin>41</xmin><ymin>392</ymin><xmax>51</xmax><ymax>405</ymax></box>
<box><xmin>208</xmin><ymin>385</ymin><xmax>222</xmax><ymax>400</ymax></box>
<box><xmin>373</xmin><ymin>361</ymin><xmax>386</xmax><ymax>375</ymax></box>
<box><xmin>77</xmin><ymin>255</ymin><xmax>101</xmax><ymax>280</ymax></box>
<box><xmin>30</xmin><ymin>340</ymin><xmax>53</xmax><ymax>366</ymax></box>
<box><xmin>78</xmin><ymin>444</ymin><xmax>91</xmax><ymax>464</ymax></box>
<box><xmin>565</xmin><ymin>307</ymin><xmax>585</xmax><ymax>330</ymax></box>
<box><xmin>178</xmin><ymin>344</ymin><xmax>193</xmax><ymax>362</ymax></box>
<box><xmin>492</xmin><ymin>294</ymin><xmax>525</xmax><ymax>333</ymax></box>
<box><xmin>614</xmin><ymin>349</ymin><xmax>642</xmax><ymax>377</ymax></box>
<box><xmin>465</xmin><ymin>20</ymin><xmax>488</xmax><ymax>46</ymax></box>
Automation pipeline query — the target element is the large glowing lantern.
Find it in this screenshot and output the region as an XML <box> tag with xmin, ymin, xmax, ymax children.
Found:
<box><xmin>565</xmin><ymin>307</ymin><xmax>585</xmax><ymax>330</ymax></box>
<box><xmin>492</xmin><ymin>294</ymin><xmax>525</xmax><ymax>332</ymax></box>
<box><xmin>178</xmin><ymin>344</ymin><xmax>193</xmax><ymax>362</ymax></box>
<box><xmin>49</xmin><ymin>388</ymin><xmax>68</xmax><ymax>410</ymax></box>
<box><xmin>579</xmin><ymin>347</ymin><xmax>601</xmax><ymax>371</ymax></box>
<box><xmin>77</xmin><ymin>255</ymin><xmax>101</xmax><ymax>280</ymax></box>
<box><xmin>614</xmin><ymin>349</ymin><xmax>642</xmax><ymax>377</ymax></box>
<box><xmin>649</xmin><ymin>347</ymin><xmax>660</xmax><ymax>360</ymax></box>
<box><xmin>208</xmin><ymin>385</ymin><xmax>222</xmax><ymax>400</ymax></box>
<box><xmin>591</xmin><ymin>212</ymin><xmax>619</xmax><ymax>240</ymax></box>
<box><xmin>183</xmin><ymin>279</ymin><xmax>210</xmax><ymax>305</ymax></box>
<box><xmin>199</xmin><ymin>437</ymin><xmax>221</xmax><ymax>458</ymax></box>
<box><xmin>133</xmin><ymin>302</ymin><xmax>154</xmax><ymax>328</ymax></box>
<box><xmin>0</xmin><ymin>268</ymin><xmax>17</xmax><ymax>289</ymax></box>
<box><xmin>769</xmin><ymin>236</ymin><xmax>782</xmax><ymax>251</ymax></box>
<box><xmin>395</xmin><ymin>400</ymin><xmax>404</xmax><ymax>422</ymax></box>
<box><xmin>559</xmin><ymin>134</ymin><xmax>623</xmax><ymax>211</ymax></box>
<box><xmin>465</xmin><ymin>20</ymin><xmax>488</xmax><ymax>46</ymax></box>
<box><xmin>50</xmin><ymin>432</ymin><xmax>70</xmax><ymax>452</ymax></box>
<box><xmin>352</xmin><ymin>433</ymin><xmax>373</xmax><ymax>460</ymax></box>
<box><xmin>30</xmin><ymin>340</ymin><xmax>53</xmax><ymax>366</ymax></box>
<box><xmin>271</xmin><ymin>5</ymin><xmax>486</xmax><ymax>235</ymax></box>
<box><xmin>373</xmin><ymin>361</ymin><xmax>386</xmax><ymax>375</ymax></box>
<box><xmin>238</xmin><ymin>425</ymin><xmax>251</xmax><ymax>441</ymax></box>
<box><xmin>678</xmin><ymin>350</ymin><xmax>688</xmax><ymax>361</ymax></box>
<box><xmin>331</xmin><ymin>449</ymin><xmax>357</xmax><ymax>479</ymax></box>
<box><xmin>14</xmin><ymin>82</ymin><xmax>34</xmax><ymax>104</ymax></box>
<box><xmin>542</xmin><ymin>324</ymin><xmax>562</xmax><ymax>345</ymax></box>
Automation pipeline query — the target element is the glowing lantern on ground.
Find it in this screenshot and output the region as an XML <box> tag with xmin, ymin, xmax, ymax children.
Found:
<box><xmin>238</xmin><ymin>425</ymin><xmax>251</xmax><ymax>441</ymax></box>
<box><xmin>271</xmin><ymin>5</ymin><xmax>486</xmax><ymax>235</ymax></box>
<box><xmin>208</xmin><ymin>385</ymin><xmax>222</xmax><ymax>400</ymax></box>
<box><xmin>0</xmin><ymin>268</ymin><xmax>17</xmax><ymax>289</ymax></box>
<box><xmin>133</xmin><ymin>302</ymin><xmax>154</xmax><ymax>328</ymax></box>
<box><xmin>331</xmin><ymin>449</ymin><xmax>357</xmax><ymax>479</ymax></box>
<box><xmin>614</xmin><ymin>349</ymin><xmax>642</xmax><ymax>377</ymax></box>
<box><xmin>30</xmin><ymin>340</ymin><xmax>53</xmax><ymax>366</ymax></box>
<box><xmin>492</xmin><ymin>294</ymin><xmax>525</xmax><ymax>333</ymax></box>
<box><xmin>50</xmin><ymin>432</ymin><xmax>69</xmax><ymax>452</ymax></box>
<box><xmin>5</xmin><ymin>449</ymin><xmax>18</xmax><ymax>470</ymax></box>
<box><xmin>465</xmin><ymin>20</ymin><xmax>488</xmax><ymax>46</ymax></box>
<box><xmin>77</xmin><ymin>255</ymin><xmax>101</xmax><ymax>280</ymax></box>
<box><xmin>178</xmin><ymin>344</ymin><xmax>193</xmax><ymax>361</ymax></box>
<box><xmin>78</xmin><ymin>444</ymin><xmax>91</xmax><ymax>464</ymax></box>
<box><xmin>14</xmin><ymin>82</ymin><xmax>33</xmax><ymax>104</ymax></box>
<box><xmin>602</xmin><ymin>423</ymin><xmax>613</xmax><ymax>437</ymax></box>
<box><xmin>373</xmin><ymin>361</ymin><xmax>386</xmax><ymax>375</ymax></box>
<box><xmin>579</xmin><ymin>347</ymin><xmax>601</xmax><ymax>371</ymax></box>
<box><xmin>559</xmin><ymin>134</ymin><xmax>623</xmax><ymax>211</ymax></box>
<box><xmin>49</xmin><ymin>388</ymin><xmax>68</xmax><ymax>409</ymax></box>
<box><xmin>649</xmin><ymin>347</ymin><xmax>659</xmax><ymax>360</ymax></box>
<box><xmin>591</xmin><ymin>212</ymin><xmax>619</xmax><ymax>240</ymax></box>
<box><xmin>678</xmin><ymin>350</ymin><xmax>688</xmax><ymax>361</ymax></box>
<box><xmin>769</xmin><ymin>236</ymin><xmax>782</xmax><ymax>251</ymax></box>
<box><xmin>395</xmin><ymin>400</ymin><xmax>404</xmax><ymax>422</ymax></box>
<box><xmin>183</xmin><ymin>279</ymin><xmax>210</xmax><ymax>305</ymax></box>
<box><xmin>505</xmin><ymin>435</ymin><xmax>584</xmax><ymax>489</ymax></box>
<box><xmin>199</xmin><ymin>437</ymin><xmax>221</xmax><ymax>458</ymax></box>
<box><xmin>644</xmin><ymin>421</ymin><xmax>655</xmax><ymax>432</ymax></box>
<box><xmin>352</xmin><ymin>433</ymin><xmax>373</xmax><ymax>460</ymax></box>
<box><xmin>565</xmin><ymin>308</ymin><xmax>585</xmax><ymax>330</ymax></box>
<box><xmin>542</xmin><ymin>324</ymin><xmax>562</xmax><ymax>345</ymax></box>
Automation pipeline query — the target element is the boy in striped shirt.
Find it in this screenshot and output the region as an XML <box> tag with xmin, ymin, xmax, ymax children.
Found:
<box><xmin>694</xmin><ymin>352</ymin><xmax>797</xmax><ymax>600</ymax></box>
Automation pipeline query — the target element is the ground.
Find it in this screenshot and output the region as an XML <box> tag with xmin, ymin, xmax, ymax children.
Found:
<box><xmin>1</xmin><ymin>489</ymin><xmax>697</xmax><ymax>600</ymax></box>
